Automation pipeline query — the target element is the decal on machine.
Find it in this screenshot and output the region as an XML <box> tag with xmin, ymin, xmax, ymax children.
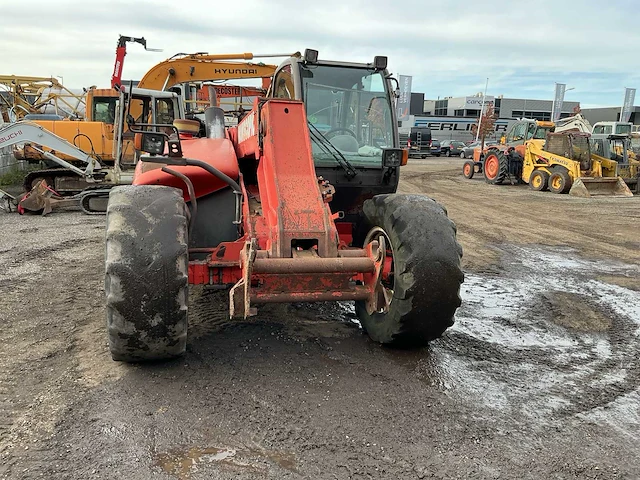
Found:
<box><xmin>0</xmin><ymin>130</ymin><xmax>23</xmax><ymax>145</ymax></box>
<box><xmin>213</xmin><ymin>68</ymin><xmax>258</xmax><ymax>75</ymax></box>
<box><xmin>237</xmin><ymin>110</ymin><xmax>256</xmax><ymax>143</ymax></box>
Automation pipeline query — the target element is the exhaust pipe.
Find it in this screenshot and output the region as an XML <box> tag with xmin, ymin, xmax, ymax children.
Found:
<box><xmin>204</xmin><ymin>107</ymin><xmax>226</xmax><ymax>139</ymax></box>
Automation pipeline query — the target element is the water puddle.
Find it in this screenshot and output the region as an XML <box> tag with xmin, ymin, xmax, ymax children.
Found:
<box><xmin>155</xmin><ymin>443</ymin><xmax>297</xmax><ymax>479</ymax></box>
<box><xmin>427</xmin><ymin>244</ymin><xmax>640</xmax><ymax>427</ymax></box>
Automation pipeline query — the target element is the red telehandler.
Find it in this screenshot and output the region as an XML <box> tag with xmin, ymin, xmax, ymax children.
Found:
<box><xmin>104</xmin><ymin>49</ymin><xmax>464</xmax><ymax>362</ymax></box>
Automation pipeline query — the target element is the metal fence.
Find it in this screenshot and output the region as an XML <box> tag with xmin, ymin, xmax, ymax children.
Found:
<box><xmin>0</xmin><ymin>146</ymin><xmax>25</xmax><ymax>172</ymax></box>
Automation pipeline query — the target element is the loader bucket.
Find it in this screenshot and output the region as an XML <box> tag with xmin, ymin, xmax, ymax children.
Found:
<box><xmin>568</xmin><ymin>176</ymin><xmax>633</xmax><ymax>198</ymax></box>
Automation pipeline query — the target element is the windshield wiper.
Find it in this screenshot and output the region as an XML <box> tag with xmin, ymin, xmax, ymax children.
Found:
<box><xmin>308</xmin><ymin>121</ymin><xmax>357</xmax><ymax>179</ymax></box>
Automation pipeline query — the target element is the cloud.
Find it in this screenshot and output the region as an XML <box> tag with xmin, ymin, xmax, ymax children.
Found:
<box><xmin>2</xmin><ymin>0</ymin><xmax>638</xmax><ymax>108</ymax></box>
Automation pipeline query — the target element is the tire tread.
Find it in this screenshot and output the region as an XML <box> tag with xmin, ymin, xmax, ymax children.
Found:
<box><xmin>105</xmin><ymin>185</ymin><xmax>189</xmax><ymax>362</ymax></box>
<box><xmin>356</xmin><ymin>194</ymin><xmax>464</xmax><ymax>346</ymax></box>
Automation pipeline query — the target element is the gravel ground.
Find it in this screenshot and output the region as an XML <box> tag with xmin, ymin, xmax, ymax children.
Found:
<box><xmin>0</xmin><ymin>158</ymin><xmax>639</xmax><ymax>479</ymax></box>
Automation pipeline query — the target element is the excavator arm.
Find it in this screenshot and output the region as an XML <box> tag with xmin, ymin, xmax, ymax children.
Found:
<box><xmin>0</xmin><ymin>122</ymin><xmax>100</xmax><ymax>178</ymax></box>
<box><xmin>136</xmin><ymin>53</ymin><xmax>283</xmax><ymax>91</ymax></box>
<box><xmin>554</xmin><ymin>113</ymin><xmax>593</xmax><ymax>133</ymax></box>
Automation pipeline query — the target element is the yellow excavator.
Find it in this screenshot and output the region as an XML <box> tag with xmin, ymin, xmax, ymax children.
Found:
<box><xmin>9</xmin><ymin>38</ymin><xmax>283</xmax><ymax>203</ymax></box>
<box><xmin>13</xmin><ymin>87</ymin><xmax>120</xmax><ymax>164</ymax></box>
<box><xmin>472</xmin><ymin>119</ymin><xmax>633</xmax><ymax>197</ymax></box>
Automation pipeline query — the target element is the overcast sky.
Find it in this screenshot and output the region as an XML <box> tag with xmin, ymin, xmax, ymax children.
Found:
<box><xmin>2</xmin><ymin>0</ymin><xmax>638</xmax><ymax>108</ymax></box>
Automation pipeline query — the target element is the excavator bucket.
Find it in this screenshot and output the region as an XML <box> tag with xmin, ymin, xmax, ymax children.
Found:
<box><xmin>569</xmin><ymin>176</ymin><xmax>633</xmax><ymax>198</ymax></box>
<box><xmin>17</xmin><ymin>179</ymin><xmax>78</xmax><ymax>215</ymax></box>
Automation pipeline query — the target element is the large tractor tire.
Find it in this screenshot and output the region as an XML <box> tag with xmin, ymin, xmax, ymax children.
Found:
<box><xmin>483</xmin><ymin>150</ymin><xmax>509</xmax><ymax>185</ymax></box>
<box><xmin>355</xmin><ymin>194</ymin><xmax>464</xmax><ymax>347</ymax></box>
<box><xmin>104</xmin><ymin>185</ymin><xmax>189</xmax><ymax>362</ymax></box>
<box><xmin>548</xmin><ymin>168</ymin><xmax>572</xmax><ymax>194</ymax></box>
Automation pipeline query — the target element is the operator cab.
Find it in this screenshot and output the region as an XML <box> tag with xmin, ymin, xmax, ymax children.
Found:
<box><xmin>114</xmin><ymin>87</ymin><xmax>184</xmax><ymax>165</ymax></box>
<box><xmin>267</xmin><ymin>49</ymin><xmax>404</xmax><ymax>225</ymax></box>
<box><xmin>499</xmin><ymin>119</ymin><xmax>554</xmax><ymax>160</ymax></box>
<box><xmin>593</xmin><ymin>121</ymin><xmax>632</xmax><ymax>135</ymax></box>
<box><xmin>268</xmin><ymin>50</ymin><xmax>399</xmax><ymax>167</ymax></box>
<box><xmin>504</xmin><ymin>119</ymin><xmax>553</xmax><ymax>145</ymax></box>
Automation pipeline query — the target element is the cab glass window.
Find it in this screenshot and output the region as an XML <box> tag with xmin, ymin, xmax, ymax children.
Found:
<box><xmin>92</xmin><ymin>97</ymin><xmax>117</xmax><ymax>124</ymax></box>
<box><xmin>509</xmin><ymin>123</ymin><xmax>527</xmax><ymax>142</ymax></box>
<box><xmin>300</xmin><ymin>64</ymin><xmax>394</xmax><ymax>168</ymax></box>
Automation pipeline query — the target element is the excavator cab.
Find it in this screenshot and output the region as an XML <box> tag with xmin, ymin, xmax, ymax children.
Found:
<box><xmin>113</xmin><ymin>86</ymin><xmax>184</xmax><ymax>168</ymax></box>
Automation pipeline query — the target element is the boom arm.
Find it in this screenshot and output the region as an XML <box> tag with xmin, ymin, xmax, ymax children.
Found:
<box><xmin>136</xmin><ymin>53</ymin><xmax>281</xmax><ymax>91</ymax></box>
<box><xmin>554</xmin><ymin>113</ymin><xmax>593</xmax><ymax>133</ymax></box>
<box><xmin>111</xmin><ymin>35</ymin><xmax>162</xmax><ymax>90</ymax></box>
<box><xmin>0</xmin><ymin>122</ymin><xmax>100</xmax><ymax>178</ymax></box>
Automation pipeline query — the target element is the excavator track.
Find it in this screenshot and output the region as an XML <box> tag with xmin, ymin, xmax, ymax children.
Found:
<box><xmin>23</xmin><ymin>168</ymin><xmax>68</xmax><ymax>193</ymax></box>
<box><xmin>78</xmin><ymin>188</ymin><xmax>113</xmax><ymax>214</ymax></box>
<box><xmin>22</xmin><ymin>169</ymin><xmax>113</xmax><ymax>214</ymax></box>
<box><xmin>21</xmin><ymin>168</ymin><xmax>102</xmax><ymax>194</ymax></box>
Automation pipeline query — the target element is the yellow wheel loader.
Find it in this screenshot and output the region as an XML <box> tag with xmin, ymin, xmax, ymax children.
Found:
<box><xmin>480</xmin><ymin>119</ymin><xmax>633</xmax><ymax>197</ymax></box>
<box><xmin>590</xmin><ymin>133</ymin><xmax>640</xmax><ymax>195</ymax></box>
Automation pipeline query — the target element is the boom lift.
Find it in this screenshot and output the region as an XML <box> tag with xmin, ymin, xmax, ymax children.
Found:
<box><xmin>0</xmin><ymin>76</ymin><xmax>85</xmax><ymax>122</ymax></box>
<box><xmin>103</xmin><ymin>49</ymin><xmax>464</xmax><ymax>362</ymax></box>
<box><xmin>111</xmin><ymin>35</ymin><xmax>163</xmax><ymax>90</ymax></box>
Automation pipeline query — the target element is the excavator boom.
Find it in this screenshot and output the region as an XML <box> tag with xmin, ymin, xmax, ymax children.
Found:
<box><xmin>0</xmin><ymin>122</ymin><xmax>99</xmax><ymax>177</ymax></box>
<box><xmin>136</xmin><ymin>53</ymin><xmax>285</xmax><ymax>91</ymax></box>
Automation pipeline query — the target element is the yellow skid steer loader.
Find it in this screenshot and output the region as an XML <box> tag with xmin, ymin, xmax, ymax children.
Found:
<box><xmin>481</xmin><ymin>122</ymin><xmax>633</xmax><ymax>197</ymax></box>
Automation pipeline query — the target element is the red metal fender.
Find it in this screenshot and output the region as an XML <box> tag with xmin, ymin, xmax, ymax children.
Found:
<box><xmin>133</xmin><ymin>137</ymin><xmax>240</xmax><ymax>200</ymax></box>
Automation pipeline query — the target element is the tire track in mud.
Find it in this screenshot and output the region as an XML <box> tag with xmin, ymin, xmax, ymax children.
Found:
<box><xmin>434</xmin><ymin>243</ymin><xmax>640</xmax><ymax>437</ymax></box>
<box><xmin>398</xmin><ymin>165</ymin><xmax>640</xmax><ymax>439</ymax></box>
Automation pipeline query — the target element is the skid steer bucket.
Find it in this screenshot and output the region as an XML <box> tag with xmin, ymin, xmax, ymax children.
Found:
<box><xmin>569</xmin><ymin>176</ymin><xmax>633</xmax><ymax>197</ymax></box>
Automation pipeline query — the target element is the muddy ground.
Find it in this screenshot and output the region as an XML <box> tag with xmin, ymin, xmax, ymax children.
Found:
<box><xmin>0</xmin><ymin>158</ymin><xmax>639</xmax><ymax>479</ymax></box>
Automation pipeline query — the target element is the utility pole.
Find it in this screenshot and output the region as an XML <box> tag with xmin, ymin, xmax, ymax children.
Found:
<box><xmin>475</xmin><ymin>77</ymin><xmax>489</xmax><ymax>142</ymax></box>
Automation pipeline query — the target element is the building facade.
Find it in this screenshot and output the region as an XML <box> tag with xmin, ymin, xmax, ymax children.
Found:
<box><xmin>399</xmin><ymin>115</ymin><xmax>517</xmax><ymax>142</ymax></box>
<box><xmin>423</xmin><ymin>95</ymin><xmax>580</xmax><ymax>121</ymax></box>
